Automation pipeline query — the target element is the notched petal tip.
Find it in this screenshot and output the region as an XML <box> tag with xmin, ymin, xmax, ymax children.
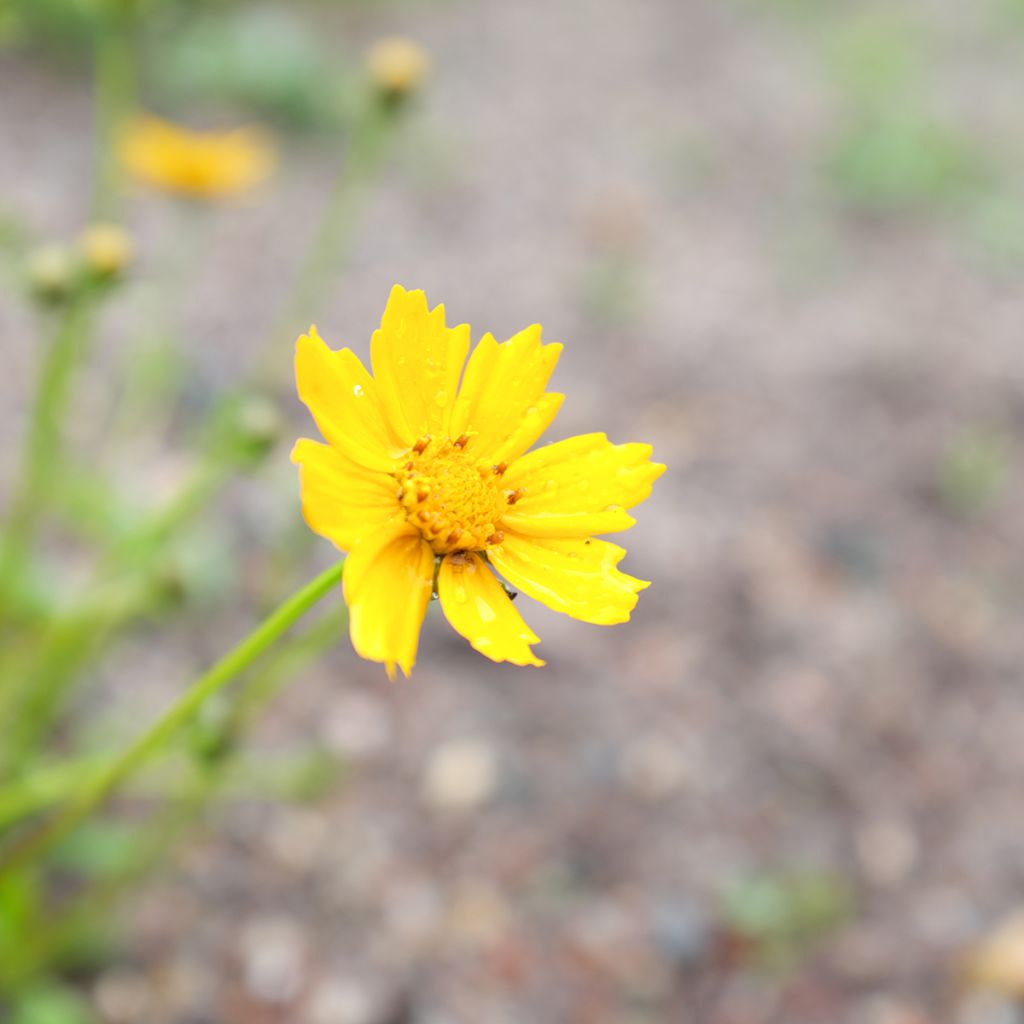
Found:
<box><xmin>289</xmin><ymin>437</ymin><xmax>311</xmax><ymax>464</ymax></box>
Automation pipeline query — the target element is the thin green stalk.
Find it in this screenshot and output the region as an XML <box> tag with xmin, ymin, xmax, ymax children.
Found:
<box><xmin>91</xmin><ymin>12</ymin><xmax>135</xmax><ymax>222</ymax></box>
<box><xmin>0</xmin><ymin>560</ymin><xmax>343</xmax><ymax>884</ymax></box>
<box><xmin>0</xmin><ymin>602</ymin><xmax>342</xmax><ymax>826</ymax></box>
<box><xmin>0</xmin><ymin>607</ymin><xmax>346</xmax><ymax>987</ymax></box>
<box><xmin>0</xmin><ymin>296</ymin><xmax>96</xmax><ymax>618</ymax></box>
<box><xmin>259</xmin><ymin>102</ymin><xmax>401</xmax><ymax>383</ymax></box>
<box><xmin>0</xmin><ymin>771</ymin><xmax>208</xmax><ymax>990</ymax></box>
<box><xmin>0</xmin><ymin>755</ymin><xmax>108</xmax><ymax>832</ymax></box>
<box><xmin>0</xmin><ymin>460</ymin><xmax>227</xmax><ymax>757</ymax></box>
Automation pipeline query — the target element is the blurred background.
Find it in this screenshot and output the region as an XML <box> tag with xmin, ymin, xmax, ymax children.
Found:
<box><xmin>2</xmin><ymin>0</ymin><xmax>1024</xmax><ymax>1022</ymax></box>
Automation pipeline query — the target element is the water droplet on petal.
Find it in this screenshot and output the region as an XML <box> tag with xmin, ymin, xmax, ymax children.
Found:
<box><xmin>352</xmin><ymin>384</ymin><xmax>364</xmax><ymax>397</ymax></box>
<box><xmin>475</xmin><ymin>596</ymin><xmax>496</xmax><ymax>623</ymax></box>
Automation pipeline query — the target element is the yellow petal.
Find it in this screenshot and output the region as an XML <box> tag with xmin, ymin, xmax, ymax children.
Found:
<box><xmin>489</xmin><ymin>392</ymin><xmax>565</xmax><ymax>465</ymax></box>
<box><xmin>437</xmin><ymin>552</ymin><xmax>544</xmax><ymax>667</ymax></box>
<box><xmin>295</xmin><ymin>326</ymin><xmax>406</xmax><ymax>472</ymax></box>
<box><xmin>449</xmin><ymin>324</ymin><xmax>563</xmax><ymax>461</ymax></box>
<box><xmin>119</xmin><ymin>116</ymin><xmax>275</xmax><ymax>199</ymax></box>
<box><xmin>501</xmin><ymin>432</ymin><xmax>665</xmax><ymax>538</ymax></box>
<box><xmin>291</xmin><ymin>439</ymin><xmax>398</xmax><ymax>553</ymax></box>
<box><xmin>343</xmin><ymin>517</ymin><xmax>435</xmax><ymax>679</ymax></box>
<box><xmin>489</xmin><ymin>533</ymin><xmax>649</xmax><ymax>625</ymax></box>
<box><xmin>370</xmin><ymin>285</ymin><xmax>471</xmax><ymax>445</ymax></box>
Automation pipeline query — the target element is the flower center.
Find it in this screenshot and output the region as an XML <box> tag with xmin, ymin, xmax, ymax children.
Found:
<box><xmin>396</xmin><ymin>436</ymin><xmax>509</xmax><ymax>554</ymax></box>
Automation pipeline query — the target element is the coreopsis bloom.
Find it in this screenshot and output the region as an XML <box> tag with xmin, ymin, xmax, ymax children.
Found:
<box><xmin>365</xmin><ymin>37</ymin><xmax>430</xmax><ymax>101</ymax></box>
<box><xmin>293</xmin><ymin>286</ymin><xmax>664</xmax><ymax>677</ymax></box>
<box><xmin>78</xmin><ymin>223</ymin><xmax>133</xmax><ymax>279</ymax></box>
<box><xmin>119</xmin><ymin>115</ymin><xmax>275</xmax><ymax>200</ymax></box>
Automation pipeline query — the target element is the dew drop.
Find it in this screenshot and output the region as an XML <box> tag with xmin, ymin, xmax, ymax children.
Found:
<box><xmin>352</xmin><ymin>384</ymin><xmax>364</xmax><ymax>397</ymax></box>
<box><xmin>475</xmin><ymin>596</ymin><xmax>496</xmax><ymax>623</ymax></box>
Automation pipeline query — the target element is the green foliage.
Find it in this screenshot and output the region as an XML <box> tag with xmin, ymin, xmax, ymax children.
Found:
<box><xmin>9</xmin><ymin>983</ymin><xmax>95</xmax><ymax>1024</ymax></box>
<box><xmin>964</xmin><ymin>189</ymin><xmax>1024</xmax><ymax>265</ymax></box>
<box><xmin>721</xmin><ymin>869</ymin><xmax>854</xmax><ymax>969</ymax></box>
<box><xmin>0</xmin><ymin>0</ymin><xmax>100</xmax><ymax>55</ymax></box>
<box><xmin>49</xmin><ymin>820</ymin><xmax>143</xmax><ymax>878</ymax></box>
<box><xmin>937</xmin><ymin>428</ymin><xmax>1011</xmax><ymax>516</ymax></box>
<box><xmin>826</xmin><ymin>10</ymin><xmax>923</xmax><ymax>104</ymax></box>
<box><xmin>151</xmin><ymin>7</ymin><xmax>351</xmax><ymax>129</ymax></box>
<box><xmin>823</xmin><ymin>11</ymin><xmax>988</xmax><ymax>212</ymax></box>
<box><xmin>578</xmin><ymin>253</ymin><xmax>645</xmax><ymax>329</ymax></box>
<box><xmin>828</xmin><ymin>111</ymin><xmax>985</xmax><ymax>210</ymax></box>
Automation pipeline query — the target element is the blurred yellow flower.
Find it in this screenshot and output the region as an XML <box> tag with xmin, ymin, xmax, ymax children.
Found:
<box><xmin>365</xmin><ymin>36</ymin><xmax>431</xmax><ymax>100</ymax></box>
<box><xmin>78</xmin><ymin>223</ymin><xmax>133</xmax><ymax>278</ymax></box>
<box><xmin>292</xmin><ymin>285</ymin><xmax>665</xmax><ymax>678</ymax></box>
<box><xmin>119</xmin><ymin>115</ymin><xmax>275</xmax><ymax>200</ymax></box>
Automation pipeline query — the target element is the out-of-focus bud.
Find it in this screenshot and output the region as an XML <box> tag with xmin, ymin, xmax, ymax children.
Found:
<box><xmin>234</xmin><ymin>396</ymin><xmax>282</xmax><ymax>463</ymax></box>
<box><xmin>79</xmin><ymin>223</ymin><xmax>134</xmax><ymax>281</ymax></box>
<box><xmin>365</xmin><ymin>36</ymin><xmax>431</xmax><ymax>105</ymax></box>
<box><xmin>25</xmin><ymin>243</ymin><xmax>77</xmax><ymax>305</ymax></box>
<box><xmin>211</xmin><ymin>395</ymin><xmax>283</xmax><ymax>468</ymax></box>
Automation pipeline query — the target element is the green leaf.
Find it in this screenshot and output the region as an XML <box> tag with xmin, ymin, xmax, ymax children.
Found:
<box><xmin>9</xmin><ymin>981</ymin><xmax>96</xmax><ymax>1024</ymax></box>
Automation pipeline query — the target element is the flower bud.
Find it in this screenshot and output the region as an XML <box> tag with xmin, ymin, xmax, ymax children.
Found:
<box><xmin>365</xmin><ymin>37</ymin><xmax>430</xmax><ymax>105</ymax></box>
<box><xmin>210</xmin><ymin>395</ymin><xmax>283</xmax><ymax>468</ymax></box>
<box><xmin>25</xmin><ymin>243</ymin><xmax>77</xmax><ymax>305</ymax></box>
<box><xmin>79</xmin><ymin>223</ymin><xmax>134</xmax><ymax>281</ymax></box>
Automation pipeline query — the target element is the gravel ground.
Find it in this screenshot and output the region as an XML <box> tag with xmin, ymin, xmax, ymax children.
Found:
<box><xmin>3</xmin><ymin>1</ymin><xmax>1024</xmax><ymax>1021</ymax></box>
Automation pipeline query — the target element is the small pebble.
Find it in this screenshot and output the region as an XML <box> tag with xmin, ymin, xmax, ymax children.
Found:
<box><xmin>93</xmin><ymin>968</ymin><xmax>152</xmax><ymax>1023</ymax></box>
<box><xmin>858</xmin><ymin>995</ymin><xmax>930</xmax><ymax>1024</ymax></box>
<box><xmin>241</xmin><ymin>916</ymin><xmax>306</xmax><ymax>1004</ymax></box>
<box><xmin>422</xmin><ymin>738</ymin><xmax>498</xmax><ymax>810</ymax></box>
<box><xmin>303</xmin><ymin>977</ymin><xmax>377</xmax><ymax>1024</ymax></box>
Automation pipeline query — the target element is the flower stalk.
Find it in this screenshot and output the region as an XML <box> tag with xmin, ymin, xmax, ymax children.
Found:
<box><xmin>0</xmin><ymin>560</ymin><xmax>344</xmax><ymax>884</ymax></box>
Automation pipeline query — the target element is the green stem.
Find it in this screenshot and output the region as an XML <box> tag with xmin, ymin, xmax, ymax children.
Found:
<box><xmin>91</xmin><ymin>11</ymin><xmax>135</xmax><ymax>222</ymax></box>
<box><xmin>0</xmin><ymin>560</ymin><xmax>343</xmax><ymax>884</ymax></box>
<box><xmin>259</xmin><ymin>102</ymin><xmax>400</xmax><ymax>383</ymax></box>
<box><xmin>0</xmin><ymin>296</ymin><xmax>95</xmax><ymax>618</ymax></box>
<box><xmin>0</xmin><ymin>461</ymin><xmax>222</xmax><ymax>768</ymax></box>
<box><xmin>0</xmin><ymin>755</ymin><xmax>108</xmax><ymax>832</ymax></box>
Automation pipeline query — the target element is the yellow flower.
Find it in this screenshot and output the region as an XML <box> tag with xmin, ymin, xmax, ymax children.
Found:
<box><xmin>119</xmin><ymin>115</ymin><xmax>275</xmax><ymax>200</ymax></box>
<box><xmin>292</xmin><ymin>285</ymin><xmax>665</xmax><ymax>678</ymax></box>
<box><xmin>78</xmin><ymin>223</ymin><xmax>133</xmax><ymax>279</ymax></box>
<box><xmin>365</xmin><ymin>37</ymin><xmax>431</xmax><ymax>100</ymax></box>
